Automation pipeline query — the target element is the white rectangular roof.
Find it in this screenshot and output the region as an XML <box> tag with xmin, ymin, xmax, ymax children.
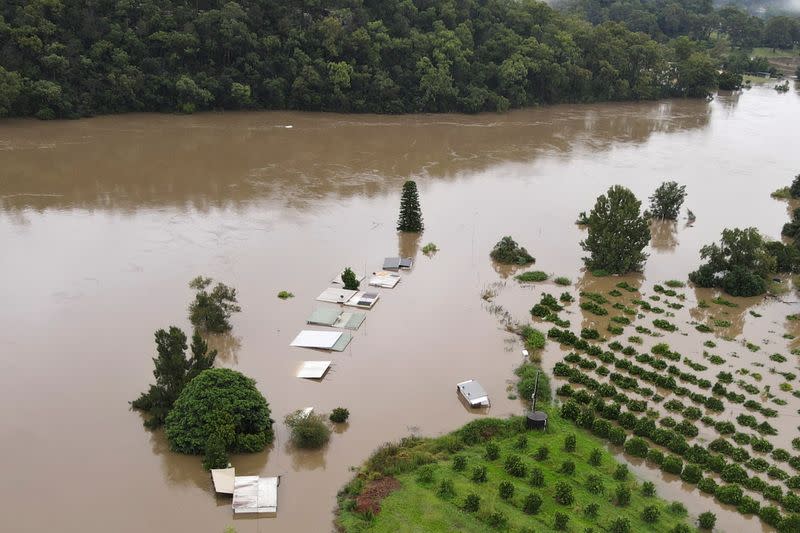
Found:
<box><xmin>316</xmin><ymin>288</ymin><xmax>358</xmax><ymax>304</ymax></box>
<box><xmin>290</xmin><ymin>330</ymin><xmax>342</xmax><ymax>349</ymax></box>
<box><xmin>345</xmin><ymin>291</ymin><xmax>380</xmax><ymax>309</ymax></box>
<box><xmin>369</xmin><ymin>271</ymin><xmax>401</xmax><ymax>288</ymax></box>
<box><xmin>210</xmin><ymin>467</ymin><xmax>235</xmax><ymax>494</ymax></box>
<box><xmin>297</xmin><ymin>361</ymin><xmax>331</xmax><ymax>379</ymax></box>
<box><xmin>232</xmin><ymin>476</ymin><xmax>278</xmax><ymax>514</ymax></box>
<box><xmin>457</xmin><ymin>380</ymin><xmax>490</xmax><ymax>407</ymax></box>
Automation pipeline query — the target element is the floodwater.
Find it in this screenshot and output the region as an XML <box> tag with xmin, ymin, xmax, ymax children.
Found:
<box><xmin>1</xmin><ymin>85</ymin><xmax>799</xmax><ymax>533</ymax></box>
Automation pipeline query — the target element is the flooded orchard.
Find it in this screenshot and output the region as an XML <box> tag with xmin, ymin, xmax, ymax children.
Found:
<box><xmin>1</xmin><ymin>85</ymin><xmax>799</xmax><ymax>533</ymax></box>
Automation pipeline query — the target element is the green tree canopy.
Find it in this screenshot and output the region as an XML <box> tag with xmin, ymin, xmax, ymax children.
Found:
<box><xmin>341</xmin><ymin>267</ymin><xmax>360</xmax><ymax>290</ymax></box>
<box><xmin>188</xmin><ymin>276</ymin><xmax>241</xmax><ymax>333</ymax></box>
<box><xmin>131</xmin><ymin>327</ymin><xmax>217</xmax><ymax>428</ymax></box>
<box><xmin>165</xmin><ymin>368</ymin><xmax>274</xmax><ymax>469</ymax></box>
<box><xmin>581</xmin><ymin>185</ymin><xmax>650</xmax><ymax>274</ymax></box>
<box><xmin>397</xmin><ymin>180</ymin><xmax>424</xmax><ymax>232</ymax></box>
<box><xmin>688</xmin><ymin>227</ymin><xmax>776</xmax><ymax>296</ymax></box>
<box><xmin>490</xmin><ymin>236</ymin><xmax>535</xmax><ymax>265</ymax></box>
<box><xmin>648</xmin><ymin>181</ymin><xmax>687</xmax><ymax>220</ymax></box>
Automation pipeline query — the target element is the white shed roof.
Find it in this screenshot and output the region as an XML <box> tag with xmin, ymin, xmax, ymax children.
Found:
<box><xmin>232</xmin><ymin>476</ymin><xmax>278</xmax><ymax>514</ymax></box>
<box><xmin>290</xmin><ymin>330</ymin><xmax>342</xmax><ymax>349</ymax></box>
<box><xmin>297</xmin><ymin>361</ymin><xmax>331</xmax><ymax>379</ymax></box>
<box><xmin>210</xmin><ymin>467</ymin><xmax>235</xmax><ymax>494</ymax></box>
<box><xmin>316</xmin><ymin>288</ymin><xmax>358</xmax><ymax>304</ymax></box>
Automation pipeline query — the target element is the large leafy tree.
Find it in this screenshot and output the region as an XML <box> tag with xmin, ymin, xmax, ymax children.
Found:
<box><xmin>165</xmin><ymin>368</ymin><xmax>274</xmax><ymax>470</ymax></box>
<box><xmin>131</xmin><ymin>327</ymin><xmax>217</xmax><ymax>428</ymax></box>
<box><xmin>688</xmin><ymin>227</ymin><xmax>776</xmax><ymax>296</ymax></box>
<box><xmin>581</xmin><ymin>185</ymin><xmax>651</xmax><ymax>274</ymax></box>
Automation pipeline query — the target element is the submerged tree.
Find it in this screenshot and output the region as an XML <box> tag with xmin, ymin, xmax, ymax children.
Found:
<box><xmin>648</xmin><ymin>181</ymin><xmax>687</xmax><ymax>220</ymax></box>
<box><xmin>165</xmin><ymin>368</ymin><xmax>274</xmax><ymax>470</ymax></box>
<box><xmin>490</xmin><ymin>236</ymin><xmax>535</xmax><ymax>265</ymax></box>
<box><xmin>397</xmin><ymin>180</ymin><xmax>424</xmax><ymax>232</ymax></box>
<box><xmin>688</xmin><ymin>227</ymin><xmax>776</xmax><ymax>296</ymax></box>
<box><xmin>341</xmin><ymin>267</ymin><xmax>359</xmax><ymax>290</ymax></box>
<box><xmin>131</xmin><ymin>327</ymin><xmax>217</xmax><ymax>428</ymax></box>
<box><xmin>581</xmin><ymin>186</ymin><xmax>651</xmax><ymax>274</ymax></box>
<box><xmin>790</xmin><ymin>174</ymin><xmax>800</xmax><ymax>199</ymax></box>
<box><xmin>188</xmin><ymin>276</ymin><xmax>241</xmax><ymax>333</ymax></box>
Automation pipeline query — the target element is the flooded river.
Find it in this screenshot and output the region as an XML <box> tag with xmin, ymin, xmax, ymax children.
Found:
<box><xmin>1</xmin><ymin>85</ymin><xmax>799</xmax><ymax>533</ymax></box>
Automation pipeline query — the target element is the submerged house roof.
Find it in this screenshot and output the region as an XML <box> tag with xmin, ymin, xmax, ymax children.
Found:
<box><xmin>306</xmin><ymin>307</ymin><xmax>366</xmax><ymax>330</ymax></box>
<box><xmin>316</xmin><ymin>288</ymin><xmax>358</xmax><ymax>304</ymax></box>
<box><xmin>344</xmin><ymin>291</ymin><xmax>380</xmax><ymax>309</ymax></box>
<box><xmin>210</xmin><ymin>467</ymin><xmax>235</xmax><ymax>494</ymax></box>
<box><xmin>383</xmin><ymin>257</ymin><xmax>413</xmax><ymax>270</ymax></box>
<box><xmin>369</xmin><ymin>271</ymin><xmax>401</xmax><ymax>288</ymax></box>
<box><xmin>297</xmin><ymin>360</ymin><xmax>332</xmax><ymax>379</ymax></box>
<box><xmin>290</xmin><ymin>330</ymin><xmax>352</xmax><ymax>352</ymax></box>
<box><xmin>232</xmin><ymin>476</ymin><xmax>278</xmax><ymax>514</ymax></box>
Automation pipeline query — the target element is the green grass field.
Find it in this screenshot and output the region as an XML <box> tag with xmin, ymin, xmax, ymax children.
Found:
<box><xmin>337</xmin><ymin>414</ymin><xmax>693</xmax><ymax>532</ymax></box>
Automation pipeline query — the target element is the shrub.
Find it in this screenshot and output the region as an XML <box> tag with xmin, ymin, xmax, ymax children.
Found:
<box><xmin>329</xmin><ymin>407</ymin><xmax>350</xmax><ymax>423</ymax></box>
<box><xmin>586</xmin><ymin>474</ymin><xmax>604</xmax><ymax>494</ymax></box>
<box><xmin>760</xmin><ymin>506</ymin><xmax>783</xmax><ymax>527</ymax></box>
<box><xmin>498</xmin><ymin>481</ymin><xmax>514</xmax><ymax>500</ymax></box>
<box><xmin>523</xmin><ymin>492</ymin><xmax>542</xmax><ymax>514</ymax></box>
<box><xmin>662</xmin><ymin>455</ymin><xmax>683</xmax><ymax>475</ymax></box>
<box><xmin>535</xmin><ymin>445</ymin><xmax>549</xmax><ymax>461</ymax></box>
<box><xmin>505</xmin><ymin>455</ymin><xmax>527</xmax><ymax>478</ymax></box>
<box><xmin>641</xmin><ymin>481</ymin><xmax>656</xmax><ymax>497</ymax></box>
<box><xmin>642</xmin><ymin>505</ymin><xmax>661</xmax><ymax>523</ymax></box>
<box><xmin>554</xmin><ymin>512</ymin><xmax>569</xmax><ymax>530</ymax></box>
<box><xmin>165</xmin><ymin>368</ymin><xmax>273</xmax><ymax>467</ymax></box>
<box><xmin>517</xmin><ymin>270</ymin><xmax>548</xmax><ymax>282</ymax></box>
<box><xmin>584</xmin><ymin>502</ymin><xmax>599</xmax><ymax>518</ymax></box>
<box><xmin>436</xmin><ymin>478</ymin><xmax>455</xmax><ymax>499</ymax></box>
<box><xmin>491</xmin><ymin>236</ymin><xmax>534</xmax><ymax>265</ymax></box>
<box><xmin>277</xmin><ymin>290</ymin><xmax>294</xmax><ymax>299</ymax></box>
<box><xmin>681</xmin><ymin>464</ymin><xmax>702</xmax><ymax>484</ymax></box>
<box><xmin>485</xmin><ymin>442</ymin><xmax>500</xmax><ymax>460</ymax></box>
<box><xmin>698</xmin><ymin>477</ymin><xmax>718</xmax><ymax>494</ymax></box>
<box><xmin>624</xmin><ymin>437</ymin><xmax>649</xmax><ymax>458</ymax></box>
<box><xmin>452</xmin><ymin>454</ymin><xmax>466</xmax><ymax>471</ymax></box>
<box><xmin>529</xmin><ymin>467</ymin><xmax>544</xmax><ymax>487</ymax></box>
<box><xmin>421</xmin><ymin>242</ymin><xmax>438</xmax><ymax>255</ymax></box>
<box><xmin>647</xmin><ymin>449</ymin><xmax>664</xmax><ymax>465</ymax></box>
<box><xmin>721</xmin><ymin>464</ymin><xmax>747</xmax><ymax>484</ymax></box>
<box><xmin>471</xmin><ymin>465</ymin><xmax>487</xmax><ymax>483</ymax></box>
<box><xmin>555</xmin><ymin>276</ymin><xmax>571</xmax><ymax>286</ymax></box>
<box><xmin>486</xmin><ymin>511</ymin><xmax>507</xmax><ymax>529</ymax></box>
<box><xmin>588</xmin><ymin>448</ymin><xmax>602</xmax><ymax>466</ymax></box>
<box><xmin>715</xmin><ymin>484</ymin><xmax>743</xmax><ymax>505</ymax></box>
<box><xmin>609</xmin><ymin>516</ymin><xmax>631</xmax><ymax>533</ymax></box>
<box><xmin>463</xmin><ymin>493</ymin><xmax>480</xmax><ymax>512</ymax></box>
<box><xmin>615</xmin><ymin>484</ymin><xmax>631</xmax><ymax>506</ymax></box>
<box><xmin>560</xmin><ymin>460</ymin><xmax>575</xmax><ymax>475</ymax></box>
<box><xmin>613</xmin><ymin>464</ymin><xmax>628</xmax><ymax>481</ymax></box>
<box><xmin>416</xmin><ymin>464</ymin><xmax>436</xmax><ymax>483</ymax></box>
<box><xmin>284</xmin><ymin>410</ymin><xmax>331</xmax><ymax>450</ymax></box>
<box><xmin>554</xmin><ymin>481</ymin><xmax>574</xmax><ymax>505</ymax></box>
<box><xmin>698</xmin><ymin>511</ymin><xmax>716</xmax><ymax>530</ymax></box>
<box><xmin>737</xmin><ymin>495</ymin><xmax>760</xmax><ymax>515</ymax></box>
<box><xmin>564</xmin><ymin>433</ymin><xmax>576</xmax><ymax>452</ymax></box>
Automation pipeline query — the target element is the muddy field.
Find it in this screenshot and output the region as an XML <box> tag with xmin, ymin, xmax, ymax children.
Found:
<box><xmin>0</xmin><ymin>86</ymin><xmax>799</xmax><ymax>532</ymax></box>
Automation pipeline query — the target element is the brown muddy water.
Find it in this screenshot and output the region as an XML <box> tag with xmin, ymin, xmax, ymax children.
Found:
<box><xmin>1</xmin><ymin>86</ymin><xmax>799</xmax><ymax>533</ymax></box>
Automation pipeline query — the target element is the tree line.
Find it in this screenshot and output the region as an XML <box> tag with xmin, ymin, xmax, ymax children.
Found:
<box><xmin>0</xmin><ymin>0</ymin><xmax>729</xmax><ymax>119</ymax></box>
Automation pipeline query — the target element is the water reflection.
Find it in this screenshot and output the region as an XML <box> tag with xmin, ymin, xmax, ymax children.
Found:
<box><xmin>397</xmin><ymin>231</ymin><xmax>421</xmax><ymax>260</ymax></box>
<box><xmin>206</xmin><ymin>332</ymin><xmax>242</xmax><ymax>365</ymax></box>
<box><xmin>650</xmin><ymin>220</ymin><xmax>679</xmax><ymax>252</ymax></box>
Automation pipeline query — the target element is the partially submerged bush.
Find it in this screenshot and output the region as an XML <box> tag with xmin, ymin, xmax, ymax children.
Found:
<box><xmin>285</xmin><ymin>410</ymin><xmax>331</xmax><ymax>449</ymax></box>
<box><xmin>490</xmin><ymin>236</ymin><xmax>534</xmax><ymax>265</ymax></box>
<box><xmin>277</xmin><ymin>290</ymin><xmax>294</xmax><ymax>299</ymax></box>
<box><xmin>516</xmin><ymin>270</ymin><xmax>548</xmax><ymax>282</ymax></box>
<box><xmin>329</xmin><ymin>407</ymin><xmax>350</xmax><ymax>423</ymax></box>
<box><xmin>648</xmin><ymin>181</ymin><xmax>687</xmax><ymax>220</ymax></box>
<box><xmin>188</xmin><ymin>276</ymin><xmax>241</xmax><ymax>333</ymax></box>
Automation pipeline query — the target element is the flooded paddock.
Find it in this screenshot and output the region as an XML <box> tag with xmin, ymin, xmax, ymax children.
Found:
<box><xmin>1</xmin><ymin>85</ymin><xmax>799</xmax><ymax>532</ymax></box>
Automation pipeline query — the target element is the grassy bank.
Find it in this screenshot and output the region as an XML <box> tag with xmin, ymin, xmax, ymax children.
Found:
<box><xmin>337</xmin><ymin>414</ymin><xmax>692</xmax><ymax>532</ymax></box>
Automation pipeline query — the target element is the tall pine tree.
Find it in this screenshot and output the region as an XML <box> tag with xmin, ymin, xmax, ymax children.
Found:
<box><xmin>397</xmin><ymin>180</ymin><xmax>424</xmax><ymax>232</ymax></box>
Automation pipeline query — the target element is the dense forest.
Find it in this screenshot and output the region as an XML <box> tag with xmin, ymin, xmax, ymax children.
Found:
<box><xmin>0</xmin><ymin>0</ymin><xmax>797</xmax><ymax>119</ymax></box>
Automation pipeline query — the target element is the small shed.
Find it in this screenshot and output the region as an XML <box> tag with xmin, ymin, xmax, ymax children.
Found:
<box><xmin>383</xmin><ymin>257</ymin><xmax>413</xmax><ymax>271</ymax></box>
<box><xmin>210</xmin><ymin>467</ymin><xmax>236</xmax><ymax>494</ymax></box>
<box><xmin>297</xmin><ymin>361</ymin><xmax>332</xmax><ymax>379</ymax></box>
<box><xmin>369</xmin><ymin>271</ymin><xmax>401</xmax><ymax>288</ymax></box>
<box><xmin>306</xmin><ymin>308</ymin><xmax>365</xmax><ymax>330</ymax></box>
<box><xmin>232</xmin><ymin>476</ymin><xmax>279</xmax><ymax>514</ymax></box>
<box><xmin>345</xmin><ymin>291</ymin><xmax>380</xmax><ymax>309</ymax></box>
<box><xmin>290</xmin><ymin>330</ymin><xmax>352</xmax><ymax>352</ymax></box>
<box><xmin>457</xmin><ymin>379</ymin><xmax>490</xmax><ymax>407</ymax></box>
<box><xmin>316</xmin><ymin>288</ymin><xmax>358</xmax><ymax>304</ymax></box>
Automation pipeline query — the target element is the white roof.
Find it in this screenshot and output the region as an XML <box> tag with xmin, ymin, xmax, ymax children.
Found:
<box><xmin>369</xmin><ymin>271</ymin><xmax>401</xmax><ymax>288</ymax></box>
<box><xmin>457</xmin><ymin>380</ymin><xmax>490</xmax><ymax>407</ymax></box>
<box><xmin>232</xmin><ymin>476</ymin><xmax>278</xmax><ymax>514</ymax></box>
<box><xmin>297</xmin><ymin>361</ymin><xmax>331</xmax><ymax>379</ymax></box>
<box><xmin>316</xmin><ymin>288</ymin><xmax>358</xmax><ymax>304</ymax></box>
<box><xmin>210</xmin><ymin>467</ymin><xmax>235</xmax><ymax>494</ymax></box>
<box><xmin>345</xmin><ymin>291</ymin><xmax>380</xmax><ymax>309</ymax></box>
<box><xmin>290</xmin><ymin>330</ymin><xmax>342</xmax><ymax>349</ymax></box>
